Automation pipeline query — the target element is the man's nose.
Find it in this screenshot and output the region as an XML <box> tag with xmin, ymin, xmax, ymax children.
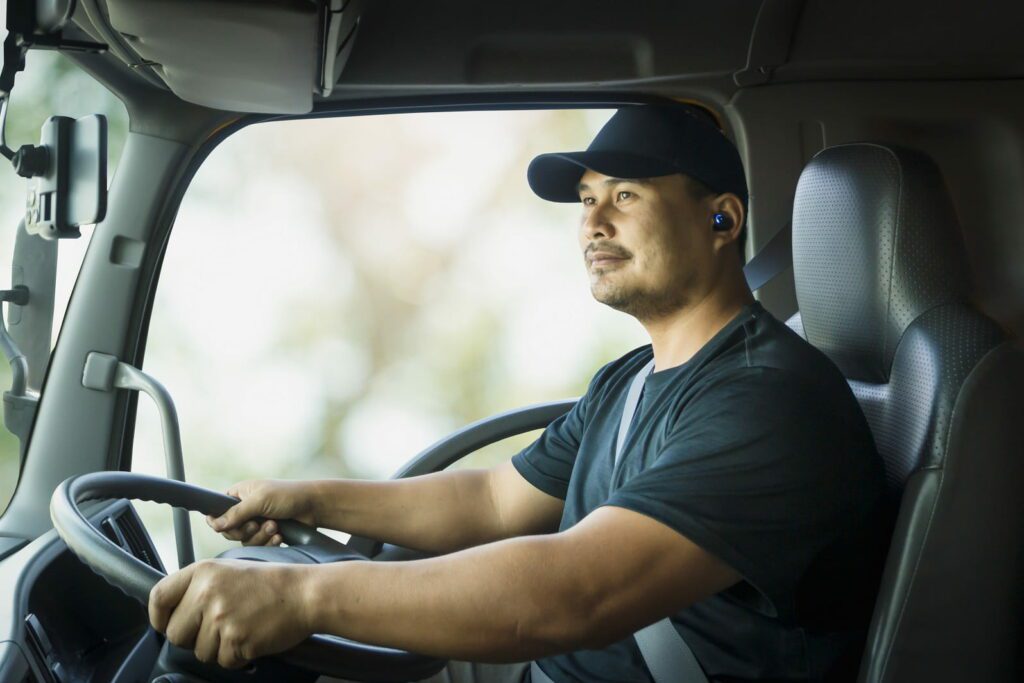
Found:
<box><xmin>582</xmin><ymin>202</ymin><xmax>616</xmax><ymax>239</ymax></box>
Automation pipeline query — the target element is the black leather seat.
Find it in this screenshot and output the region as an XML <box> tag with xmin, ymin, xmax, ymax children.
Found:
<box><xmin>785</xmin><ymin>143</ymin><xmax>1024</xmax><ymax>682</ymax></box>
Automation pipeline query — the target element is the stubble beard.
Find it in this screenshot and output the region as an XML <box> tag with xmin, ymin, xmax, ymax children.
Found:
<box><xmin>590</xmin><ymin>274</ymin><xmax>687</xmax><ymax>323</ymax></box>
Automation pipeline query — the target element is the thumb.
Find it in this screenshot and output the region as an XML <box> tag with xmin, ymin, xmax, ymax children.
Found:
<box><xmin>149</xmin><ymin>563</ymin><xmax>195</xmax><ymax>633</ymax></box>
<box><xmin>211</xmin><ymin>495</ymin><xmax>264</xmax><ymax>532</ymax></box>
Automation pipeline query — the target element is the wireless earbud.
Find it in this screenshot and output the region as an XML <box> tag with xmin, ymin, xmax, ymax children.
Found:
<box><xmin>712</xmin><ymin>213</ymin><xmax>733</xmax><ymax>231</ymax></box>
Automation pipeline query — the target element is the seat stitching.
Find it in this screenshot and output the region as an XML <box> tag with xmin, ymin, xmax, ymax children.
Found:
<box><xmin>881</xmin><ymin>147</ymin><xmax>903</xmax><ymax>378</ymax></box>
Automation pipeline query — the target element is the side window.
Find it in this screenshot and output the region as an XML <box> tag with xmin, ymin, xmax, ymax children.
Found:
<box><xmin>131</xmin><ymin>110</ymin><xmax>648</xmax><ymax>566</ymax></box>
<box><xmin>0</xmin><ymin>52</ymin><xmax>128</xmax><ymax>514</ymax></box>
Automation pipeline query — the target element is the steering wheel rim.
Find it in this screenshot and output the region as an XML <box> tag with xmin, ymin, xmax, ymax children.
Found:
<box><xmin>49</xmin><ymin>471</ymin><xmax>447</xmax><ymax>682</ymax></box>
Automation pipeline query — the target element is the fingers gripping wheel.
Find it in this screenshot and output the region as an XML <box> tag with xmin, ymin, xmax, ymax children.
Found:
<box><xmin>50</xmin><ymin>472</ymin><xmax>447</xmax><ymax>681</ymax></box>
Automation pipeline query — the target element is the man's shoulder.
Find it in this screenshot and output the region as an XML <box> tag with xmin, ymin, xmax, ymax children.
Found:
<box><xmin>689</xmin><ymin>364</ymin><xmax>833</xmax><ymax>408</ymax></box>
<box><xmin>744</xmin><ymin>306</ymin><xmax>849</xmax><ymax>383</ymax></box>
<box><xmin>583</xmin><ymin>306</ymin><xmax>860</xmax><ymax>412</ymax></box>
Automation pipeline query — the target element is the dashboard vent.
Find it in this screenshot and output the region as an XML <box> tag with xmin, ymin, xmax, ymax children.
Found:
<box><xmin>117</xmin><ymin>511</ymin><xmax>161</xmax><ymax>570</ymax></box>
<box><xmin>23</xmin><ymin>614</ymin><xmax>59</xmax><ymax>683</ymax></box>
<box><xmin>98</xmin><ymin>508</ymin><xmax>163</xmax><ymax>572</ymax></box>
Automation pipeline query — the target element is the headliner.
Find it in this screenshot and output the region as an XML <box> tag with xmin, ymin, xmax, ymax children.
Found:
<box><xmin>59</xmin><ymin>0</ymin><xmax>1024</xmax><ymax>117</ymax></box>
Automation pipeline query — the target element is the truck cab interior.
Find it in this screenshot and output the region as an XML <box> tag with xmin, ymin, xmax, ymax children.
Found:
<box><xmin>0</xmin><ymin>1</ymin><xmax>1022</xmax><ymax>682</ymax></box>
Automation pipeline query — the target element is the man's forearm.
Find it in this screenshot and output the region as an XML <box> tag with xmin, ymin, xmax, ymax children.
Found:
<box><xmin>308</xmin><ymin>469</ymin><xmax>507</xmax><ymax>554</ymax></box>
<box><xmin>163</xmin><ymin>507</ymin><xmax>736</xmax><ymax>669</ymax></box>
<box><xmin>297</xmin><ymin>533</ymin><xmax>614</xmax><ymax>663</ymax></box>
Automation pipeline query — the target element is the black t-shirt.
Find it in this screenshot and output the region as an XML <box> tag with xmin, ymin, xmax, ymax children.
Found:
<box><xmin>512</xmin><ymin>301</ymin><xmax>892</xmax><ymax>682</ymax></box>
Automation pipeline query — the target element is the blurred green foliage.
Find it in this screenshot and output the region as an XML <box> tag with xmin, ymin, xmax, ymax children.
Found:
<box><xmin>0</xmin><ymin>364</ymin><xmax>20</xmax><ymax>509</ymax></box>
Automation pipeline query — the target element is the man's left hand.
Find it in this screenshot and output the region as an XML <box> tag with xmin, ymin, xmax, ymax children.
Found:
<box><xmin>148</xmin><ymin>559</ymin><xmax>315</xmax><ymax>669</ymax></box>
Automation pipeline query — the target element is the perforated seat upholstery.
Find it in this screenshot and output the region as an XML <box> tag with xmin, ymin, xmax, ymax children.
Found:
<box><xmin>786</xmin><ymin>143</ymin><xmax>1024</xmax><ymax>682</ymax></box>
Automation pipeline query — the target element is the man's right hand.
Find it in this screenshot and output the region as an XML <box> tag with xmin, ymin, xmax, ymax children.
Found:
<box><xmin>207</xmin><ymin>479</ymin><xmax>320</xmax><ymax>546</ymax></box>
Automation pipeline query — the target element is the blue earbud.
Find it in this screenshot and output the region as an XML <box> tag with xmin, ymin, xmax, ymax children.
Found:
<box><xmin>712</xmin><ymin>213</ymin><xmax>732</xmax><ymax>231</ymax></box>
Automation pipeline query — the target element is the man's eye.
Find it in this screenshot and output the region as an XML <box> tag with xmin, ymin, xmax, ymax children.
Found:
<box><xmin>581</xmin><ymin>197</ymin><xmax>595</xmax><ymax>206</ymax></box>
<box><xmin>617</xmin><ymin>191</ymin><xmax>634</xmax><ymax>201</ymax></box>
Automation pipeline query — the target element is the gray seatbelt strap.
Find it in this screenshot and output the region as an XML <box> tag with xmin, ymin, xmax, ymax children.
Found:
<box><xmin>614</xmin><ymin>358</ymin><xmax>656</xmax><ymax>468</ymax></box>
<box><xmin>615</xmin><ymin>362</ymin><xmax>709</xmax><ymax>683</ymax></box>
<box><xmin>530</xmin><ymin>362</ymin><xmax>708</xmax><ymax>683</ymax></box>
<box><xmin>529</xmin><ymin>624</ymin><xmax>708</xmax><ymax>683</ymax></box>
<box><xmin>530</xmin><ymin>661</ymin><xmax>555</xmax><ymax>683</ymax></box>
<box><xmin>743</xmin><ymin>220</ymin><xmax>792</xmax><ymax>292</ymax></box>
<box><xmin>635</xmin><ymin>619</ymin><xmax>708</xmax><ymax>683</ymax></box>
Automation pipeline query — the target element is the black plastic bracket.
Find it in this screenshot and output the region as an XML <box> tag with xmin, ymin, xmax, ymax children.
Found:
<box><xmin>1</xmin><ymin>0</ymin><xmax>108</xmax><ymax>97</ymax></box>
<box><xmin>0</xmin><ymin>285</ymin><xmax>30</xmax><ymax>306</ymax></box>
<box><xmin>733</xmin><ymin>0</ymin><xmax>806</xmax><ymax>87</ymax></box>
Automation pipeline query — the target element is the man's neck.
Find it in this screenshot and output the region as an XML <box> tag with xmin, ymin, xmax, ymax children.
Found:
<box><xmin>642</xmin><ymin>274</ymin><xmax>754</xmax><ymax>373</ymax></box>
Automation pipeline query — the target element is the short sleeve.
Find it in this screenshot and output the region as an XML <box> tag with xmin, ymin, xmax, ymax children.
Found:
<box><xmin>512</xmin><ymin>348</ymin><xmax>655</xmax><ymax>501</ymax></box>
<box><xmin>603</xmin><ymin>367</ymin><xmax>882</xmax><ymax>611</ymax></box>
<box><xmin>511</xmin><ymin>391</ymin><xmax>588</xmax><ymax>500</ymax></box>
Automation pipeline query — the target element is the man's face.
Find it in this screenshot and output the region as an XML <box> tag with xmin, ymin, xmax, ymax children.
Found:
<box><xmin>576</xmin><ymin>169</ymin><xmax>716</xmax><ymax>321</ymax></box>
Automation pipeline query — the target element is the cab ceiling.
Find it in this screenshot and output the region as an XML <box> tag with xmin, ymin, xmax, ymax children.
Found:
<box><xmin>67</xmin><ymin>0</ymin><xmax>1024</xmax><ymax>116</ymax></box>
<box><xmin>333</xmin><ymin>0</ymin><xmax>1024</xmax><ymax>93</ymax></box>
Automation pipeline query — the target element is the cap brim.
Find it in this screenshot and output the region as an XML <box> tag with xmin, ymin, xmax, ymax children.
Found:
<box><xmin>527</xmin><ymin>151</ymin><xmax>679</xmax><ymax>203</ymax></box>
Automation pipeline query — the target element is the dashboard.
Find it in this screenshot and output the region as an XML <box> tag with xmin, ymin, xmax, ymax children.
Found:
<box><xmin>0</xmin><ymin>499</ymin><xmax>164</xmax><ymax>683</ymax></box>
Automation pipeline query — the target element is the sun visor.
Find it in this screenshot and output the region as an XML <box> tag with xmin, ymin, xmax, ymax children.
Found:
<box><xmin>103</xmin><ymin>0</ymin><xmax>361</xmax><ymax>114</ymax></box>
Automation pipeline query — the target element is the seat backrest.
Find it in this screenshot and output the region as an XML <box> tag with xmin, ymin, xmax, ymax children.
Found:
<box><xmin>787</xmin><ymin>143</ymin><xmax>1024</xmax><ymax>682</ymax></box>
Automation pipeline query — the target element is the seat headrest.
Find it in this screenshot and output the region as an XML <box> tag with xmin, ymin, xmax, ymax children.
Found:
<box><xmin>792</xmin><ymin>143</ymin><xmax>971</xmax><ymax>383</ymax></box>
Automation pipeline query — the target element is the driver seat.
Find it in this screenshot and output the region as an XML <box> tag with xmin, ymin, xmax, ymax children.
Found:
<box><xmin>785</xmin><ymin>143</ymin><xmax>1024</xmax><ymax>682</ymax></box>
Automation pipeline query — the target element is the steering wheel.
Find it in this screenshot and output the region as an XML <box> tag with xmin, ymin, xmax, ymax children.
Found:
<box><xmin>49</xmin><ymin>471</ymin><xmax>447</xmax><ymax>682</ymax></box>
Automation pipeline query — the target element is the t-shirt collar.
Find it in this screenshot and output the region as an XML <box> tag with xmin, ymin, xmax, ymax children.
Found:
<box><xmin>645</xmin><ymin>300</ymin><xmax>763</xmax><ymax>388</ymax></box>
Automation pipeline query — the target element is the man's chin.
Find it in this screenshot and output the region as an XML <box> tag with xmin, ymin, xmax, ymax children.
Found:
<box><xmin>592</xmin><ymin>286</ymin><xmax>685</xmax><ymax>321</ymax></box>
<box><xmin>591</xmin><ymin>286</ymin><xmax>636</xmax><ymax>314</ymax></box>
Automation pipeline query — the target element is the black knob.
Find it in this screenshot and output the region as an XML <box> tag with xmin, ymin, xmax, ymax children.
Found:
<box><xmin>12</xmin><ymin>144</ymin><xmax>48</xmax><ymax>178</ymax></box>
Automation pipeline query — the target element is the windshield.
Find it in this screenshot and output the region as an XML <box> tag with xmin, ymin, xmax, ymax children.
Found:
<box><xmin>0</xmin><ymin>51</ymin><xmax>128</xmax><ymax>513</ymax></box>
<box><xmin>130</xmin><ymin>109</ymin><xmax>650</xmax><ymax>566</ymax></box>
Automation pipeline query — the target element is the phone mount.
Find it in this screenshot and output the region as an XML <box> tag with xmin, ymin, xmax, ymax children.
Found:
<box><xmin>2</xmin><ymin>0</ymin><xmax>110</xmax><ymax>239</ymax></box>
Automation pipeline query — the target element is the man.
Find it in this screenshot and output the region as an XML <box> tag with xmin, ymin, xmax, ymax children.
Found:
<box><xmin>149</xmin><ymin>105</ymin><xmax>891</xmax><ymax>682</ymax></box>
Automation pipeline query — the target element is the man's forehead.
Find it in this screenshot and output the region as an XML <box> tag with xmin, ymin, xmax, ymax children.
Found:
<box><xmin>576</xmin><ymin>171</ymin><xmax>656</xmax><ymax>192</ymax></box>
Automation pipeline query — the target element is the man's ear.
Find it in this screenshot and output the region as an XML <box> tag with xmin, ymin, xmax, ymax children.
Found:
<box><xmin>710</xmin><ymin>193</ymin><xmax>745</xmax><ymax>256</ymax></box>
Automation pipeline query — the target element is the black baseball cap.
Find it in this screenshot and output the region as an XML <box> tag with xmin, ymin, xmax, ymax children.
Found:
<box><xmin>527</xmin><ymin>105</ymin><xmax>748</xmax><ymax>205</ymax></box>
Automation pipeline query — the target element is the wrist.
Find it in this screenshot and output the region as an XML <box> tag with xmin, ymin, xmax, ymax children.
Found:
<box><xmin>293</xmin><ymin>564</ymin><xmax>326</xmax><ymax>635</ymax></box>
<box><xmin>295</xmin><ymin>563</ymin><xmax>349</xmax><ymax>636</ymax></box>
<box><xmin>303</xmin><ymin>480</ymin><xmax>331</xmax><ymax>527</ymax></box>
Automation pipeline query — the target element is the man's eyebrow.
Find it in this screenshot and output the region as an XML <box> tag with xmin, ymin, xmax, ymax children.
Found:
<box><xmin>604</xmin><ymin>177</ymin><xmax>652</xmax><ymax>186</ymax></box>
<box><xmin>576</xmin><ymin>177</ymin><xmax>652</xmax><ymax>193</ymax></box>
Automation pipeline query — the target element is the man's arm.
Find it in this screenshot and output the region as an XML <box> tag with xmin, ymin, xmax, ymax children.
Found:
<box><xmin>152</xmin><ymin>505</ymin><xmax>740</xmax><ymax>667</ymax></box>
<box><xmin>304</xmin><ymin>506</ymin><xmax>740</xmax><ymax>661</ymax></box>
<box><xmin>315</xmin><ymin>462</ymin><xmax>565</xmax><ymax>552</ymax></box>
<box><xmin>211</xmin><ymin>462</ymin><xmax>564</xmax><ymax>555</ymax></box>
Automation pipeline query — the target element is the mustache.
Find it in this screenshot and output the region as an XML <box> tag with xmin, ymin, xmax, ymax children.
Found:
<box><xmin>585</xmin><ymin>243</ymin><xmax>632</xmax><ymax>260</ymax></box>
